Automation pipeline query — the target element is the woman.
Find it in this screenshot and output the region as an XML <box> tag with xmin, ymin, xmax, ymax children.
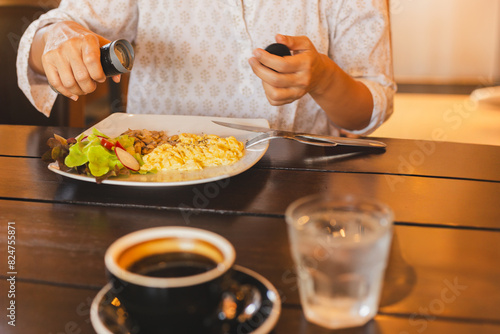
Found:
<box><xmin>17</xmin><ymin>0</ymin><xmax>395</xmax><ymax>136</ymax></box>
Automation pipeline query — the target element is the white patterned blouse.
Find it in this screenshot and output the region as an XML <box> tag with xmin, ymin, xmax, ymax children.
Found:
<box><xmin>17</xmin><ymin>0</ymin><xmax>395</xmax><ymax>135</ymax></box>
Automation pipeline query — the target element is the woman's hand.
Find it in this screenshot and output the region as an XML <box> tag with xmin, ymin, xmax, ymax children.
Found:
<box><xmin>249</xmin><ymin>34</ymin><xmax>374</xmax><ymax>131</ymax></box>
<box><xmin>29</xmin><ymin>21</ymin><xmax>120</xmax><ymax>101</ymax></box>
<box><xmin>248</xmin><ymin>34</ymin><xmax>332</xmax><ymax>106</ymax></box>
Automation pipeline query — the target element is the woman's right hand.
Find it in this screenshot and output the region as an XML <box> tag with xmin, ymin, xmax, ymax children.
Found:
<box><xmin>29</xmin><ymin>21</ymin><xmax>120</xmax><ymax>101</ymax></box>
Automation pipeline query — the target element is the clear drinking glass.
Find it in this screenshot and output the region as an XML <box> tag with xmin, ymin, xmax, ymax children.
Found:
<box><xmin>285</xmin><ymin>194</ymin><xmax>393</xmax><ymax>329</ymax></box>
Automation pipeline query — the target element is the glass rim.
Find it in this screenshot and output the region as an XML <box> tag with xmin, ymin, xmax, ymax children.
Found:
<box><xmin>285</xmin><ymin>193</ymin><xmax>394</xmax><ymax>236</ymax></box>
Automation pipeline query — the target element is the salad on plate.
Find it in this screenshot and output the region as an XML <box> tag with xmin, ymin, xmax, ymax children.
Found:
<box><xmin>43</xmin><ymin>128</ymin><xmax>146</xmax><ymax>183</ymax></box>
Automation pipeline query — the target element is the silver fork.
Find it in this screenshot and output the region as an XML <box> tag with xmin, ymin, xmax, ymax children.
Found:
<box><xmin>245</xmin><ymin>131</ymin><xmax>339</xmax><ymax>148</ymax></box>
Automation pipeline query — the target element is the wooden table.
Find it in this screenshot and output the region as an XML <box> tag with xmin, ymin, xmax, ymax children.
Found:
<box><xmin>1</xmin><ymin>124</ymin><xmax>499</xmax><ymax>334</ymax></box>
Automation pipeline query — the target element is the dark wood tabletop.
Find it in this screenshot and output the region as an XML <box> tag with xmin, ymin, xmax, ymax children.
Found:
<box><xmin>1</xmin><ymin>124</ymin><xmax>499</xmax><ymax>334</ymax></box>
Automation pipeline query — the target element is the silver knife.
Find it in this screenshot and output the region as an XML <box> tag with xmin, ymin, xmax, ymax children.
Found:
<box><xmin>212</xmin><ymin>121</ymin><xmax>386</xmax><ymax>149</ymax></box>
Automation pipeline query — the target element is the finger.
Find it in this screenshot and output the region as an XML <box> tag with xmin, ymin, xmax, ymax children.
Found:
<box><xmin>56</xmin><ymin>56</ymin><xmax>87</xmax><ymax>96</ymax></box>
<box><xmin>259</xmin><ymin>51</ymin><xmax>322</xmax><ymax>91</ymax></box>
<box><xmin>251</xmin><ymin>49</ymin><xmax>295</xmax><ymax>74</ymax></box>
<box><xmin>96</xmin><ymin>34</ymin><xmax>111</xmax><ymax>47</ymax></box>
<box><xmin>67</xmin><ymin>45</ymin><xmax>99</xmax><ymax>94</ymax></box>
<box><xmin>274</xmin><ymin>35</ymin><xmax>321</xmax><ymax>72</ymax></box>
<box><xmin>44</xmin><ymin>64</ymin><xmax>79</xmax><ymax>101</ymax></box>
<box><xmin>265</xmin><ymin>91</ymin><xmax>298</xmax><ymax>106</ymax></box>
<box><xmin>262</xmin><ymin>82</ymin><xmax>304</xmax><ymax>106</ymax></box>
<box><xmin>82</xmin><ymin>34</ymin><xmax>106</xmax><ymax>83</ymax></box>
<box><xmin>112</xmin><ymin>75</ymin><xmax>121</xmax><ymax>83</ymax></box>
<box><xmin>276</xmin><ymin>34</ymin><xmax>316</xmax><ymax>53</ymax></box>
<box><xmin>248</xmin><ymin>57</ymin><xmax>297</xmax><ymax>88</ymax></box>
<box><xmin>43</xmin><ymin>43</ymin><xmax>87</xmax><ymax>96</ymax></box>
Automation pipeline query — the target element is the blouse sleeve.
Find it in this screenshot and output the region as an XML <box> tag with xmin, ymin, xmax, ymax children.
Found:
<box><xmin>328</xmin><ymin>0</ymin><xmax>396</xmax><ymax>136</ymax></box>
<box><xmin>16</xmin><ymin>0</ymin><xmax>138</xmax><ymax>117</ymax></box>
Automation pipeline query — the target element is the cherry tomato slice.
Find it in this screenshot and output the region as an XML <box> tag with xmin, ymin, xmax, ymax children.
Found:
<box><xmin>100</xmin><ymin>138</ymin><xmax>115</xmax><ymax>150</ymax></box>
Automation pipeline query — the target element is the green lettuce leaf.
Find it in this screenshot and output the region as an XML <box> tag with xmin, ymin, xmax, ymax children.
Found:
<box><xmin>64</xmin><ymin>141</ymin><xmax>88</xmax><ymax>167</ymax></box>
<box><xmin>87</xmin><ymin>146</ymin><xmax>112</xmax><ymax>176</ymax></box>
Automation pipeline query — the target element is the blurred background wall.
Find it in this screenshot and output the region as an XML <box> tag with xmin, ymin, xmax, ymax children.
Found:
<box><xmin>372</xmin><ymin>0</ymin><xmax>500</xmax><ymax>146</ymax></box>
<box><xmin>390</xmin><ymin>0</ymin><xmax>500</xmax><ymax>85</ymax></box>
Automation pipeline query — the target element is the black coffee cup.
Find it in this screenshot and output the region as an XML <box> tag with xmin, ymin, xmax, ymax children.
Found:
<box><xmin>104</xmin><ymin>227</ymin><xmax>238</xmax><ymax>333</ymax></box>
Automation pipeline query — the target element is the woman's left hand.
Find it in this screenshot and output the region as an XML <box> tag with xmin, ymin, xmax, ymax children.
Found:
<box><xmin>248</xmin><ymin>34</ymin><xmax>332</xmax><ymax>106</ymax></box>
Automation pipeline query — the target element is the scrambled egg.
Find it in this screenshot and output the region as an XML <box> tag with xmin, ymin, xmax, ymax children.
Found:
<box><xmin>140</xmin><ymin>133</ymin><xmax>245</xmax><ymax>172</ymax></box>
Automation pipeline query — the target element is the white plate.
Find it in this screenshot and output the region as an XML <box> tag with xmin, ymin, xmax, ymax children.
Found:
<box><xmin>48</xmin><ymin>113</ymin><xmax>269</xmax><ymax>186</ymax></box>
